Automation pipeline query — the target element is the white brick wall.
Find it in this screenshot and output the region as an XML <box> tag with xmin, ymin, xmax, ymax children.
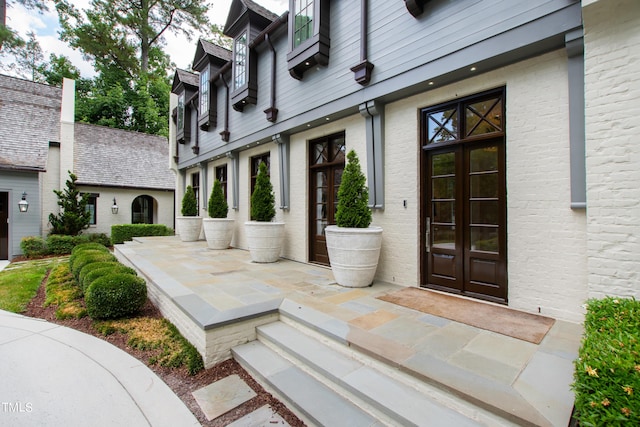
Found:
<box><xmin>584</xmin><ymin>0</ymin><xmax>640</xmax><ymax>300</ymax></box>
<box><xmin>385</xmin><ymin>50</ymin><xmax>587</xmax><ymax>322</ymax></box>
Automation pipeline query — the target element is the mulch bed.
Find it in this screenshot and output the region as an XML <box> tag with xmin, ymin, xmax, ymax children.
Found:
<box><xmin>23</xmin><ymin>277</ymin><xmax>304</xmax><ymax>427</ymax></box>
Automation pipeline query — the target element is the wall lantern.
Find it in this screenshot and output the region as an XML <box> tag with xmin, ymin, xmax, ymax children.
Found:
<box><xmin>111</xmin><ymin>198</ymin><xmax>119</xmax><ymax>214</ymax></box>
<box><xmin>18</xmin><ymin>192</ymin><xmax>29</xmax><ymax>213</ymax></box>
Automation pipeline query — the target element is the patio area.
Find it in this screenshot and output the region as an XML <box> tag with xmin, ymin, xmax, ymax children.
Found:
<box><xmin>115</xmin><ymin>235</ymin><xmax>582</xmax><ymax>426</ymax></box>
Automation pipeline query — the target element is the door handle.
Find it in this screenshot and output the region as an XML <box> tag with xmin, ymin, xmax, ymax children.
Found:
<box><xmin>425</xmin><ymin>217</ymin><xmax>430</xmax><ymax>253</ymax></box>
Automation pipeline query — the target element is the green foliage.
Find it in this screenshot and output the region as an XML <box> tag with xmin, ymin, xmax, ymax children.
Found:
<box><xmin>85</xmin><ymin>273</ymin><xmax>147</xmax><ymax>319</ymax></box>
<box><xmin>181</xmin><ymin>185</ymin><xmax>198</xmax><ymax>217</ymax></box>
<box><xmin>110</xmin><ymin>224</ymin><xmax>174</xmax><ymax>244</ymax></box>
<box><xmin>48</xmin><ymin>171</ymin><xmax>92</xmax><ymax>236</ymax></box>
<box><xmin>78</xmin><ymin>261</ymin><xmax>120</xmax><ymax>289</ymax></box>
<box><xmin>20</xmin><ymin>236</ymin><xmax>47</xmax><ymax>258</ymax></box>
<box><xmin>69</xmin><ymin>250</ymin><xmax>117</xmax><ymax>281</ymax></box>
<box><xmin>335</xmin><ymin>150</ymin><xmax>372</xmax><ymax>228</ymax></box>
<box><xmin>208</xmin><ymin>179</ymin><xmax>228</xmax><ymax>218</ymax></box>
<box><xmin>44</xmin><ymin>234</ymin><xmax>110</xmax><ymax>256</ymax></box>
<box><xmin>250</xmin><ymin>162</ymin><xmax>276</xmax><ymax>222</ymax></box>
<box><xmin>44</xmin><ymin>263</ymin><xmax>87</xmax><ymax>319</ymax></box>
<box><xmin>0</xmin><ymin>258</ymin><xmax>58</xmax><ymax>313</ymax></box>
<box><xmin>573</xmin><ymin>297</ymin><xmax>640</xmax><ymax>425</ymax></box>
<box><xmin>71</xmin><ymin>242</ymin><xmax>110</xmax><ymax>256</ymax></box>
<box><xmin>82</xmin><ymin>265</ymin><xmax>137</xmax><ymax>294</ymax></box>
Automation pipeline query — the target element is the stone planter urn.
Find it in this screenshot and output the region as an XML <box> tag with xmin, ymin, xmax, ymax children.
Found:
<box><xmin>176</xmin><ymin>216</ymin><xmax>202</xmax><ymax>242</ymax></box>
<box><xmin>203</xmin><ymin>218</ymin><xmax>235</xmax><ymax>249</ymax></box>
<box><xmin>325</xmin><ymin>225</ymin><xmax>383</xmax><ymax>288</ymax></box>
<box><xmin>244</xmin><ymin>221</ymin><xmax>285</xmax><ymax>263</ymax></box>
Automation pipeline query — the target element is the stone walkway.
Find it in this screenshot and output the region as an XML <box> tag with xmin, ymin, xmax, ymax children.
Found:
<box><xmin>116</xmin><ymin>236</ymin><xmax>583</xmax><ymax>426</ymax></box>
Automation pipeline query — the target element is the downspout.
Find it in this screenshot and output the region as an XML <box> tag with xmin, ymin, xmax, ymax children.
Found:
<box><xmin>219</xmin><ymin>72</ymin><xmax>230</xmax><ymax>142</ymax></box>
<box><xmin>351</xmin><ymin>0</ymin><xmax>374</xmax><ymax>85</ymax></box>
<box><xmin>263</xmin><ymin>33</ymin><xmax>278</xmax><ymax>122</ymax></box>
<box><xmin>189</xmin><ymin>99</ymin><xmax>199</xmax><ymax>154</ymax></box>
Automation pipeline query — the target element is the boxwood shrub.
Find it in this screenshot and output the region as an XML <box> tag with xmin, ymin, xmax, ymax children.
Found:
<box><xmin>573</xmin><ymin>297</ymin><xmax>640</xmax><ymax>425</ymax></box>
<box><xmin>111</xmin><ymin>224</ymin><xmax>174</xmax><ymax>245</ymax></box>
<box><xmin>85</xmin><ymin>273</ymin><xmax>147</xmax><ymax>319</ymax></box>
<box><xmin>77</xmin><ymin>261</ymin><xmax>121</xmax><ymax>289</ymax></box>
<box><xmin>20</xmin><ymin>236</ymin><xmax>48</xmax><ymax>258</ymax></box>
<box><xmin>71</xmin><ymin>242</ymin><xmax>110</xmax><ymax>256</ymax></box>
<box><xmin>82</xmin><ymin>265</ymin><xmax>137</xmax><ymax>293</ymax></box>
<box><xmin>70</xmin><ymin>250</ymin><xmax>117</xmax><ymax>281</ymax></box>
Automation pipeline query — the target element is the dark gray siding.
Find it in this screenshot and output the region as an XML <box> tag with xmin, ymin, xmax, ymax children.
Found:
<box><xmin>177</xmin><ymin>0</ymin><xmax>581</xmax><ymax>168</ymax></box>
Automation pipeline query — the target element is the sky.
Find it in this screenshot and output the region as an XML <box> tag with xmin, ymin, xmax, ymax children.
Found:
<box><xmin>5</xmin><ymin>0</ymin><xmax>288</xmax><ymax>79</ymax></box>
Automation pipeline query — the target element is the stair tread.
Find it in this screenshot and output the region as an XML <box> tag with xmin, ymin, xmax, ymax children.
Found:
<box><xmin>257</xmin><ymin>321</ymin><xmax>482</xmax><ymax>427</ymax></box>
<box><xmin>232</xmin><ymin>340</ymin><xmax>382</xmax><ymax>427</ymax></box>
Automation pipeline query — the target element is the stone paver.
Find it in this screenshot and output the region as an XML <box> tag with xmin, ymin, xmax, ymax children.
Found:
<box><xmin>192</xmin><ymin>374</ymin><xmax>257</xmax><ymax>421</ymax></box>
<box><xmin>226</xmin><ymin>405</ymin><xmax>290</xmax><ymax>427</ymax></box>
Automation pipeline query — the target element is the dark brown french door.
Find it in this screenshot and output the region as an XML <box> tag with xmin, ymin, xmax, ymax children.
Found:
<box><xmin>309</xmin><ymin>133</ymin><xmax>345</xmax><ymax>265</ymax></box>
<box><xmin>421</xmin><ymin>89</ymin><xmax>507</xmax><ymax>303</ymax></box>
<box><xmin>0</xmin><ymin>192</ymin><xmax>8</xmax><ymax>260</ymax></box>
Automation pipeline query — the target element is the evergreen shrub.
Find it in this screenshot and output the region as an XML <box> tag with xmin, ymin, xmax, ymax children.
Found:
<box><xmin>82</xmin><ymin>265</ymin><xmax>137</xmax><ymax>293</ymax></box>
<box><xmin>85</xmin><ymin>273</ymin><xmax>147</xmax><ymax>319</ymax></box>
<box><xmin>78</xmin><ymin>261</ymin><xmax>121</xmax><ymax>289</ymax></box>
<box><xmin>20</xmin><ymin>237</ymin><xmax>47</xmax><ymax>258</ymax></box>
<box><xmin>70</xmin><ymin>250</ymin><xmax>117</xmax><ymax>281</ymax></box>
<box><xmin>250</xmin><ymin>161</ymin><xmax>275</xmax><ymax>222</ymax></box>
<box><xmin>110</xmin><ymin>224</ymin><xmax>173</xmax><ymax>244</ymax></box>
<box><xmin>335</xmin><ymin>150</ymin><xmax>372</xmax><ymax>228</ymax></box>
<box><xmin>181</xmin><ymin>185</ymin><xmax>198</xmax><ymax>216</ymax></box>
<box><xmin>208</xmin><ymin>179</ymin><xmax>228</xmax><ymax>218</ymax></box>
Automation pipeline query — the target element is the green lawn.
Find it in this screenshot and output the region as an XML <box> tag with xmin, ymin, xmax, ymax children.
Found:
<box><xmin>0</xmin><ymin>258</ymin><xmax>65</xmax><ymax>313</ymax></box>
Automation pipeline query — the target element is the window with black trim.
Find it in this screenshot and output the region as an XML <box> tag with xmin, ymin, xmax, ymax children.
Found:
<box><xmin>177</xmin><ymin>92</ymin><xmax>185</xmax><ymax>139</ymax></box>
<box><xmin>85</xmin><ymin>195</ymin><xmax>97</xmax><ymax>225</ymax></box>
<box><xmin>216</xmin><ymin>165</ymin><xmax>228</xmax><ymax>199</ymax></box>
<box><xmin>251</xmin><ymin>153</ymin><xmax>270</xmax><ymax>196</ymax></box>
<box><xmin>234</xmin><ymin>32</ymin><xmax>247</xmax><ymax>90</ymax></box>
<box><xmin>287</xmin><ymin>0</ymin><xmax>330</xmax><ymax>80</ymax></box>
<box><xmin>200</xmin><ymin>69</ymin><xmax>209</xmax><ymax>114</ymax></box>
<box><xmin>192</xmin><ymin>172</ymin><xmax>201</xmax><ymax>213</ymax></box>
<box><xmin>132</xmin><ymin>195</ymin><xmax>154</xmax><ymax>224</ymax></box>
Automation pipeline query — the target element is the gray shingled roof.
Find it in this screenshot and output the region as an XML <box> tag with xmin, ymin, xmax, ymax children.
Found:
<box><xmin>172</xmin><ymin>68</ymin><xmax>199</xmax><ymax>93</ymax></box>
<box><xmin>243</xmin><ymin>0</ymin><xmax>279</xmax><ymax>22</ymax></box>
<box><xmin>200</xmin><ymin>39</ymin><xmax>232</xmax><ymax>62</ymax></box>
<box><xmin>224</xmin><ymin>0</ymin><xmax>278</xmax><ymax>35</ymax></box>
<box><xmin>74</xmin><ymin>123</ymin><xmax>174</xmax><ymax>190</ymax></box>
<box><xmin>0</xmin><ymin>74</ymin><xmax>61</xmax><ymax>171</ymax></box>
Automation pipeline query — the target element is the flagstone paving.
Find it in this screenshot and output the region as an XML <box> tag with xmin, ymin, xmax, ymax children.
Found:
<box><xmin>116</xmin><ymin>236</ymin><xmax>584</xmax><ymax>426</ymax></box>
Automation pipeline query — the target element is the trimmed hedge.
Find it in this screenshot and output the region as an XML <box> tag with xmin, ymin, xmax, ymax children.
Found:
<box><xmin>20</xmin><ymin>233</ymin><xmax>111</xmax><ymax>258</ymax></box>
<box><xmin>70</xmin><ymin>250</ymin><xmax>117</xmax><ymax>281</ymax></box>
<box><xmin>85</xmin><ymin>273</ymin><xmax>147</xmax><ymax>319</ymax></box>
<box><xmin>111</xmin><ymin>224</ymin><xmax>174</xmax><ymax>245</ymax></box>
<box><xmin>77</xmin><ymin>261</ymin><xmax>121</xmax><ymax>289</ymax></box>
<box><xmin>82</xmin><ymin>265</ymin><xmax>137</xmax><ymax>293</ymax></box>
<box><xmin>71</xmin><ymin>242</ymin><xmax>110</xmax><ymax>256</ymax></box>
<box><xmin>573</xmin><ymin>297</ymin><xmax>640</xmax><ymax>425</ymax></box>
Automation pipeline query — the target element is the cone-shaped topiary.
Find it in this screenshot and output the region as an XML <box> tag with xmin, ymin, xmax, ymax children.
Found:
<box><xmin>208</xmin><ymin>179</ymin><xmax>228</xmax><ymax>218</ymax></box>
<box><xmin>250</xmin><ymin>161</ymin><xmax>276</xmax><ymax>222</ymax></box>
<box><xmin>181</xmin><ymin>185</ymin><xmax>198</xmax><ymax>216</ymax></box>
<box><xmin>335</xmin><ymin>150</ymin><xmax>372</xmax><ymax>228</ymax></box>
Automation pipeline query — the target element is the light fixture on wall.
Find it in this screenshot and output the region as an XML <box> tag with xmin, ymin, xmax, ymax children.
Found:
<box><xmin>111</xmin><ymin>198</ymin><xmax>119</xmax><ymax>214</ymax></box>
<box><xmin>18</xmin><ymin>192</ymin><xmax>29</xmax><ymax>213</ymax></box>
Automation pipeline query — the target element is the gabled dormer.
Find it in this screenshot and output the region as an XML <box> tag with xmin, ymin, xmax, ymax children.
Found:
<box><xmin>192</xmin><ymin>40</ymin><xmax>232</xmax><ymax>130</ymax></box>
<box><xmin>286</xmin><ymin>0</ymin><xmax>330</xmax><ymax>80</ymax></box>
<box><xmin>224</xmin><ymin>0</ymin><xmax>278</xmax><ymax>112</ymax></box>
<box><xmin>171</xmin><ymin>69</ymin><xmax>198</xmax><ymax>144</ymax></box>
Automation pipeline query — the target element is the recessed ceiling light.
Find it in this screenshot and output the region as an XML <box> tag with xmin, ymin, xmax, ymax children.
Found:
<box><xmin>305</xmin><ymin>61</ymin><xmax>310</xmax><ymax>66</ymax></box>
<box><xmin>325</xmin><ymin>117</ymin><xmax>330</xmax><ymax>121</ymax></box>
<box><xmin>470</xmin><ymin>66</ymin><xmax>477</xmax><ymax>72</ymax></box>
<box><xmin>428</xmin><ymin>81</ymin><xmax>434</xmax><ymax>86</ymax></box>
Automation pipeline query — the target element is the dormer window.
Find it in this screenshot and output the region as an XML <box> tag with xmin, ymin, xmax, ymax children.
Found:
<box><xmin>234</xmin><ymin>32</ymin><xmax>247</xmax><ymax>90</ymax></box>
<box><xmin>200</xmin><ymin>69</ymin><xmax>209</xmax><ymax>114</ymax></box>
<box><xmin>171</xmin><ymin>68</ymin><xmax>198</xmax><ymax>144</ymax></box>
<box><xmin>293</xmin><ymin>0</ymin><xmax>313</xmax><ymax>48</ymax></box>
<box><xmin>224</xmin><ymin>0</ymin><xmax>277</xmax><ymax>112</ymax></box>
<box><xmin>177</xmin><ymin>92</ymin><xmax>189</xmax><ymax>143</ymax></box>
<box><xmin>287</xmin><ymin>0</ymin><xmax>330</xmax><ymax>80</ymax></box>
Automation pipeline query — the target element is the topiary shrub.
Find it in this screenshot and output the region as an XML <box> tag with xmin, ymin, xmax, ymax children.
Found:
<box><xmin>71</xmin><ymin>242</ymin><xmax>110</xmax><ymax>256</ymax></box>
<box><xmin>250</xmin><ymin>161</ymin><xmax>275</xmax><ymax>222</ymax></box>
<box><xmin>335</xmin><ymin>150</ymin><xmax>372</xmax><ymax>228</ymax></box>
<box><xmin>70</xmin><ymin>250</ymin><xmax>117</xmax><ymax>281</ymax></box>
<box><xmin>85</xmin><ymin>273</ymin><xmax>147</xmax><ymax>319</ymax></box>
<box><xmin>20</xmin><ymin>236</ymin><xmax>47</xmax><ymax>258</ymax></box>
<box><xmin>208</xmin><ymin>179</ymin><xmax>228</xmax><ymax>218</ymax></box>
<box><xmin>181</xmin><ymin>185</ymin><xmax>198</xmax><ymax>216</ymax></box>
<box><xmin>82</xmin><ymin>265</ymin><xmax>137</xmax><ymax>293</ymax></box>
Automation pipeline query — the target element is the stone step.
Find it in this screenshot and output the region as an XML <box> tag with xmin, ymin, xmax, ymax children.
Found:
<box><xmin>256</xmin><ymin>321</ymin><xmax>488</xmax><ymax>427</ymax></box>
<box><xmin>231</xmin><ymin>340</ymin><xmax>383</xmax><ymax>427</ymax></box>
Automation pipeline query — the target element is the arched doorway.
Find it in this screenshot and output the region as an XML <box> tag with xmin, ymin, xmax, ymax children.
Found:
<box><xmin>132</xmin><ymin>195</ymin><xmax>154</xmax><ymax>224</ymax></box>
